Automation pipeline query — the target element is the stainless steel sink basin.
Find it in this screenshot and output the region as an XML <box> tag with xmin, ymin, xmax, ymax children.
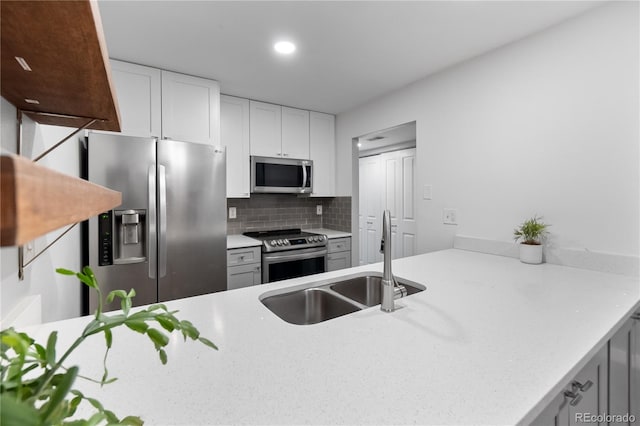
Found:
<box><xmin>330</xmin><ymin>275</ymin><xmax>425</xmax><ymax>307</ymax></box>
<box><xmin>261</xmin><ymin>288</ymin><xmax>361</xmax><ymax>325</ymax></box>
<box><xmin>260</xmin><ymin>272</ymin><xmax>426</xmax><ymax>325</ymax></box>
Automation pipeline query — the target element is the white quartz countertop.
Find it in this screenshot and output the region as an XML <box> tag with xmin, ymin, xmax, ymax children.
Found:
<box><xmin>303</xmin><ymin>228</ymin><xmax>352</xmax><ymax>239</ymax></box>
<box><xmin>227</xmin><ymin>234</ymin><xmax>261</xmax><ymax>249</ymax></box>
<box><xmin>24</xmin><ymin>250</ymin><xmax>639</xmax><ymax>425</ymax></box>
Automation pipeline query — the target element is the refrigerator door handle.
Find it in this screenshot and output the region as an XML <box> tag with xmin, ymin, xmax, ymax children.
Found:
<box><xmin>148</xmin><ymin>165</ymin><xmax>157</xmax><ymax>279</ymax></box>
<box><xmin>158</xmin><ymin>164</ymin><xmax>168</xmax><ymax>278</ymax></box>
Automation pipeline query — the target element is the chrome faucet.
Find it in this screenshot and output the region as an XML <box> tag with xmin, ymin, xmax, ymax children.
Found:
<box><xmin>380</xmin><ymin>210</ymin><xmax>407</xmax><ymax>312</ymax></box>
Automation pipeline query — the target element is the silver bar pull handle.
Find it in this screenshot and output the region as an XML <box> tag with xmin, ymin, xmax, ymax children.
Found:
<box><xmin>572</xmin><ymin>380</ymin><xmax>593</xmax><ymax>393</ymax></box>
<box><xmin>564</xmin><ymin>390</ymin><xmax>582</xmax><ymax>406</ymax></box>
<box><xmin>301</xmin><ymin>163</ymin><xmax>307</xmax><ymax>192</ymax></box>
<box><xmin>148</xmin><ymin>165</ymin><xmax>157</xmax><ymax>279</ymax></box>
<box><xmin>158</xmin><ymin>165</ymin><xmax>168</xmax><ymax>278</ymax></box>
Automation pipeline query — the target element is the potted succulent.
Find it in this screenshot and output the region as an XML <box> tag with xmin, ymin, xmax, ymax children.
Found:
<box><xmin>513</xmin><ymin>215</ymin><xmax>549</xmax><ymax>264</ymax></box>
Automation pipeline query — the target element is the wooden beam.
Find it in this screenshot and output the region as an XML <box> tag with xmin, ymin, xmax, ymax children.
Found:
<box><xmin>1</xmin><ymin>154</ymin><xmax>122</xmax><ymax>246</ymax></box>
<box><xmin>1</xmin><ymin>0</ymin><xmax>121</xmax><ymax>131</ymax></box>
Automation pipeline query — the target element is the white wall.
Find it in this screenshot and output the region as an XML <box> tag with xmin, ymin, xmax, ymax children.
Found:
<box><xmin>1</xmin><ymin>97</ymin><xmax>83</xmax><ymax>325</ymax></box>
<box><xmin>337</xmin><ymin>2</ymin><xmax>639</xmax><ymax>260</ymax></box>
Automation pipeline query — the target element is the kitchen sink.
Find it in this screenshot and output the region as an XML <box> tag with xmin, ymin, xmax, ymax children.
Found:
<box><xmin>261</xmin><ymin>288</ymin><xmax>361</xmax><ymax>325</ymax></box>
<box><xmin>260</xmin><ymin>272</ymin><xmax>427</xmax><ymax>325</ymax></box>
<box><xmin>330</xmin><ymin>275</ymin><xmax>425</xmax><ymax>307</ymax></box>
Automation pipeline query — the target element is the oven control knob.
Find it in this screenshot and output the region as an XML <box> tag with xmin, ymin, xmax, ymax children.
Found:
<box><xmin>269</xmin><ymin>240</ymin><xmax>277</xmax><ymax>246</ymax></box>
<box><xmin>277</xmin><ymin>239</ymin><xmax>284</xmax><ymax>246</ymax></box>
<box><xmin>283</xmin><ymin>240</ymin><xmax>290</xmax><ymax>245</ymax></box>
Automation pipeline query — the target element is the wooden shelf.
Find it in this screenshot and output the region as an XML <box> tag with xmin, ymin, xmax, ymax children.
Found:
<box><xmin>1</xmin><ymin>154</ymin><xmax>122</xmax><ymax>247</ymax></box>
<box><xmin>1</xmin><ymin>0</ymin><xmax>121</xmax><ymax>131</ymax></box>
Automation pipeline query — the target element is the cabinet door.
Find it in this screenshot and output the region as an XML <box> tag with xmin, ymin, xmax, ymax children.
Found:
<box><xmin>221</xmin><ymin>95</ymin><xmax>250</xmax><ymax>198</ymax></box>
<box><xmin>532</xmin><ymin>345</ymin><xmax>607</xmax><ymax>426</ymax></box>
<box><xmin>609</xmin><ymin>317</ymin><xmax>634</xmax><ymax>425</ymax></box>
<box><xmin>309</xmin><ymin>112</ymin><xmax>335</xmax><ymax>197</ymax></box>
<box><xmin>161</xmin><ymin>70</ymin><xmax>220</xmax><ymax>145</ymax></box>
<box><xmin>249</xmin><ymin>100</ymin><xmax>281</xmax><ymax>157</ymax></box>
<box><xmin>327</xmin><ymin>251</ymin><xmax>351</xmax><ymax>272</ymax></box>
<box><xmin>227</xmin><ymin>263</ymin><xmax>261</xmax><ymax>290</ymax></box>
<box><xmin>632</xmin><ymin>313</ymin><xmax>640</xmax><ymax>421</ymax></box>
<box><xmin>281</xmin><ymin>106</ymin><xmax>309</xmax><ymax>159</ymax></box>
<box><xmin>568</xmin><ymin>345</ymin><xmax>608</xmax><ymax>426</ymax></box>
<box><xmin>109</xmin><ymin>60</ymin><xmax>161</xmax><ymax>137</ymax></box>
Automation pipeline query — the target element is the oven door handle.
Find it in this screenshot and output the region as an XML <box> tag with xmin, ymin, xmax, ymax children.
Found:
<box><xmin>263</xmin><ymin>248</ymin><xmax>327</xmax><ymax>263</ymax></box>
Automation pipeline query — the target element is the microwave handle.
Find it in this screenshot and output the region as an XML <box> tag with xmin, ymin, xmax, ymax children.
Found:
<box><xmin>302</xmin><ymin>163</ymin><xmax>307</xmax><ymax>190</ymax></box>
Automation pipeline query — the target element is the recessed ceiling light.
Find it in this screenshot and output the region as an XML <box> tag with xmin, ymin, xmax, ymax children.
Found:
<box><xmin>274</xmin><ymin>41</ymin><xmax>296</xmax><ymax>55</ymax></box>
<box><xmin>24</xmin><ymin>99</ymin><xmax>39</xmax><ymax>104</ymax></box>
<box><xmin>357</xmin><ymin>142</ymin><xmax>362</xmax><ymax>148</ymax></box>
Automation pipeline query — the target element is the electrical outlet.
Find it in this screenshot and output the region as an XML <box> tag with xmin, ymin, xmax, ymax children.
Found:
<box><xmin>316</xmin><ymin>205</ymin><xmax>322</xmax><ymax>215</ymax></box>
<box><xmin>229</xmin><ymin>207</ymin><xmax>237</xmax><ymax>219</ymax></box>
<box><xmin>443</xmin><ymin>208</ymin><xmax>458</xmax><ymax>225</ymax></box>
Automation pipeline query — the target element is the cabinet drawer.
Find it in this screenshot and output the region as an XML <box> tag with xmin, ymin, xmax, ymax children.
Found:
<box><xmin>227</xmin><ymin>246</ymin><xmax>261</xmax><ymax>266</ymax></box>
<box><xmin>328</xmin><ymin>237</ymin><xmax>351</xmax><ymax>253</ymax></box>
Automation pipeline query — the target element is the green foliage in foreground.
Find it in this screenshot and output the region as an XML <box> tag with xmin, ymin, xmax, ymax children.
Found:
<box><xmin>513</xmin><ymin>215</ymin><xmax>550</xmax><ymax>245</ymax></box>
<box><xmin>1</xmin><ymin>267</ymin><xmax>217</xmax><ymax>425</ymax></box>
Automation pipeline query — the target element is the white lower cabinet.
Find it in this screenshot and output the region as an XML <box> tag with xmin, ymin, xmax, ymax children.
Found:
<box><xmin>227</xmin><ymin>246</ymin><xmax>261</xmax><ymax>290</ymax></box>
<box><xmin>532</xmin><ymin>345</ymin><xmax>608</xmax><ymax>426</ymax></box>
<box><xmin>327</xmin><ymin>237</ymin><xmax>351</xmax><ymax>272</ymax></box>
<box><xmin>609</xmin><ymin>313</ymin><xmax>640</xmax><ymax>425</ymax></box>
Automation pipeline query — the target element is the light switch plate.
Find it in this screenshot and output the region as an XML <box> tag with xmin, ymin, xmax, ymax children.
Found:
<box><xmin>423</xmin><ymin>184</ymin><xmax>432</xmax><ymax>200</ymax></box>
<box><xmin>229</xmin><ymin>207</ymin><xmax>237</xmax><ymax>219</ymax></box>
<box><xmin>316</xmin><ymin>205</ymin><xmax>322</xmax><ymax>215</ymax></box>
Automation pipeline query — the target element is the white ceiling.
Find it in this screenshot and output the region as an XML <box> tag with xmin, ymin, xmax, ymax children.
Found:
<box><xmin>98</xmin><ymin>1</ymin><xmax>602</xmax><ymax>115</ymax></box>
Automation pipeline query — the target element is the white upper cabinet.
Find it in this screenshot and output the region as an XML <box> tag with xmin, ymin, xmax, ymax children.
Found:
<box><xmin>249</xmin><ymin>100</ymin><xmax>281</xmax><ymax>157</ymax></box>
<box><xmin>161</xmin><ymin>70</ymin><xmax>220</xmax><ymax>146</ymax></box>
<box><xmin>309</xmin><ymin>111</ymin><xmax>336</xmax><ymax>196</ymax></box>
<box><xmin>249</xmin><ymin>101</ymin><xmax>310</xmax><ymax>159</ymax></box>
<box><xmin>281</xmin><ymin>107</ymin><xmax>310</xmax><ymax>159</ymax></box>
<box><xmin>109</xmin><ymin>60</ymin><xmax>161</xmax><ymax>138</ymax></box>
<box><xmin>221</xmin><ymin>95</ymin><xmax>250</xmax><ymax>198</ymax></box>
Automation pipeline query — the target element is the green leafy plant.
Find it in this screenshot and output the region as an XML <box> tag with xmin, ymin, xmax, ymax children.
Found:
<box><xmin>1</xmin><ymin>266</ymin><xmax>217</xmax><ymax>425</ymax></box>
<box><xmin>513</xmin><ymin>215</ymin><xmax>549</xmax><ymax>245</ymax></box>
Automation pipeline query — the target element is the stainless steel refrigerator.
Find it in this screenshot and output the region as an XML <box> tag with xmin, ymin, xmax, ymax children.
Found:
<box><xmin>85</xmin><ymin>133</ymin><xmax>227</xmax><ymax>312</ymax></box>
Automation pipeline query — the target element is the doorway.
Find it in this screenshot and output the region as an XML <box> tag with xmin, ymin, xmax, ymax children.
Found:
<box><xmin>357</xmin><ymin>122</ymin><xmax>417</xmax><ymax>266</ymax></box>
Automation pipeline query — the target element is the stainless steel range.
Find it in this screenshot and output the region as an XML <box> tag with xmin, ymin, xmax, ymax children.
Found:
<box><xmin>243</xmin><ymin>229</ymin><xmax>328</xmax><ymax>283</ymax></box>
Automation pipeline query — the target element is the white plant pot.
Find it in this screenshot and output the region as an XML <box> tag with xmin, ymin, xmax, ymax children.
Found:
<box><xmin>519</xmin><ymin>243</ymin><xmax>543</xmax><ymax>264</ymax></box>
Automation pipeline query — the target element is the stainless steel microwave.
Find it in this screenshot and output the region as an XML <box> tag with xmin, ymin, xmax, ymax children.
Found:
<box><xmin>250</xmin><ymin>156</ymin><xmax>313</xmax><ymax>194</ymax></box>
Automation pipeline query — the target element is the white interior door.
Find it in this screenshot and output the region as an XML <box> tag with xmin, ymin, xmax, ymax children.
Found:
<box><xmin>359</xmin><ymin>156</ymin><xmax>382</xmax><ymax>265</ymax></box>
<box><xmin>381</xmin><ymin>148</ymin><xmax>417</xmax><ymax>259</ymax></box>
<box><xmin>359</xmin><ymin>148</ymin><xmax>416</xmax><ymax>264</ymax></box>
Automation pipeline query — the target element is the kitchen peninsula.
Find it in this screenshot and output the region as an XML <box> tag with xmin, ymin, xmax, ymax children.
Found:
<box><xmin>23</xmin><ymin>249</ymin><xmax>639</xmax><ymax>425</ymax></box>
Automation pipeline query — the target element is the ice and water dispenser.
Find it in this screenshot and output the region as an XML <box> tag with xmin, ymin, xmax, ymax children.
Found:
<box><xmin>98</xmin><ymin>209</ymin><xmax>147</xmax><ymax>266</ymax></box>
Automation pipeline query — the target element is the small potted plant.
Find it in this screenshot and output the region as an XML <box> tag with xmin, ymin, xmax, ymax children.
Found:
<box><xmin>513</xmin><ymin>215</ymin><xmax>549</xmax><ymax>264</ymax></box>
